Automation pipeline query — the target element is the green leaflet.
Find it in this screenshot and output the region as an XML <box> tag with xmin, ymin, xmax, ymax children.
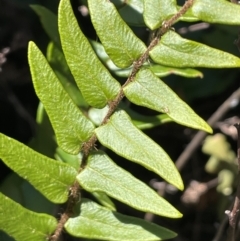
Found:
<box><xmin>179</xmin><ymin>6</ymin><xmax>199</xmax><ymax>22</ymax></box>
<box><xmin>30</xmin><ymin>5</ymin><xmax>60</xmax><ymax>47</ymax></box>
<box><xmin>0</xmin><ymin>133</ymin><xmax>77</xmax><ymax>204</ymax></box>
<box><xmin>46</xmin><ymin>42</ymin><xmax>88</xmax><ymax>108</ymax></box>
<box><xmin>115</xmin><ymin>0</ymin><xmax>145</xmax><ymax>27</ymax></box>
<box><xmin>55</xmin><ymin>147</ymin><xmax>81</xmax><ymax>171</ymax></box>
<box><xmin>150</xmin><ymin>31</ymin><xmax>240</xmax><ymax>68</ymax></box>
<box><xmin>0</xmin><ymin>173</ymin><xmax>55</xmax><ymax>216</ymax></box>
<box><xmin>28</xmin><ymin>103</ymin><xmax>56</xmax><ymax>158</ymax></box>
<box><xmin>0</xmin><ymin>193</ymin><xmax>57</xmax><ymax>241</ymax></box>
<box><xmin>149</xmin><ymin>64</ymin><xmax>203</xmax><ymax>78</ymax></box>
<box><xmin>58</xmin><ymin>0</ymin><xmax>120</xmax><ymax>108</ymax></box>
<box><xmin>65</xmin><ymin>198</ymin><xmax>177</xmax><ymax>240</ymax></box>
<box><xmin>91</xmin><ymin>192</ymin><xmax>116</xmax><ymax>211</ymax></box>
<box><xmin>143</xmin><ymin>0</ymin><xmax>177</xmax><ymax>30</ymax></box>
<box><xmin>95</xmin><ymin>110</ymin><xmax>183</xmax><ymax>190</ymax></box>
<box><xmin>77</xmin><ymin>151</ymin><xmax>182</xmax><ymax>218</ymax></box>
<box><xmin>88</xmin><ymin>105</ymin><xmax>172</xmax><ymax>130</ymax></box>
<box><xmin>28</xmin><ymin>42</ymin><xmax>95</xmax><ymax>155</ymax></box>
<box><xmin>123</xmin><ymin>69</ymin><xmax>212</xmax><ymax>133</ymax></box>
<box><xmin>191</xmin><ymin>0</ymin><xmax>240</xmax><ymax>25</ymax></box>
<box><xmin>88</xmin><ymin>0</ymin><xmax>147</xmax><ymax>68</ymax></box>
<box><xmin>90</xmin><ymin>40</ymin><xmax>202</xmax><ymax>79</ymax></box>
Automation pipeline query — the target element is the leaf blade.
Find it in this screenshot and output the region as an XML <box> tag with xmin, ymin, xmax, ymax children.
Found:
<box><xmin>88</xmin><ymin>0</ymin><xmax>147</xmax><ymax>68</ymax></box>
<box><xmin>149</xmin><ymin>64</ymin><xmax>203</xmax><ymax>78</ymax></box>
<box><xmin>77</xmin><ymin>151</ymin><xmax>182</xmax><ymax>218</ymax></box>
<box><xmin>150</xmin><ymin>31</ymin><xmax>240</xmax><ymax>68</ymax></box>
<box><xmin>65</xmin><ymin>198</ymin><xmax>177</xmax><ymax>240</ymax></box>
<box><xmin>0</xmin><ymin>133</ymin><xmax>77</xmax><ymax>203</ymax></box>
<box><xmin>0</xmin><ymin>193</ymin><xmax>57</xmax><ymax>241</ymax></box>
<box><xmin>58</xmin><ymin>0</ymin><xmax>121</xmax><ymax>108</ymax></box>
<box><xmin>28</xmin><ymin>41</ymin><xmax>95</xmax><ymax>155</ymax></box>
<box><xmin>123</xmin><ymin>68</ymin><xmax>212</xmax><ymax>133</ymax></box>
<box><xmin>143</xmin><ymin>0</ymin><xmax>177</xmax><ymax>30</ymax></box>
<box><xmin>192</xmin><ymin>0</ymin><xmax>240</xmax><ymax>25</ymax></box>
<box><xmin>95</xmin><ymin>110</ymin><xmax>184</xmax><ymax>190</ymax></box>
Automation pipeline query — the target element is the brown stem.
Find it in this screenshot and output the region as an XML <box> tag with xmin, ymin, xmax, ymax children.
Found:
<box><xmin>50</xmin><ymin>181</ymin><xmax>80</xmax><ymax>241</ymax></box>
<box><xmin>156</xmin><ymin>0</ymin><xmax>194</xmax><ymax>37</ymax></box>
<box><xmin>50</xmin><ymin>0</ymin><xmax>195</xmax><ymax>239</ymax></box>
<box><xmin>225</xmin><ymin>123</ymin><xmax>240</xmax><ymax>241</ymax></box>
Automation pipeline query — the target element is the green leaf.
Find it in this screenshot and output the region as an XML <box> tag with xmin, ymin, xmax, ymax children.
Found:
<box><xmin>179</xmin><ymin>6</ymin><xmax>199</xmax><ymax>22</ymax></box>
<box><xmin>90</xmin><ymin>40</ymin><xmax>132</xmax><ymax>78</ymax></box>
<box><xmin>77</xmin><ymin>151</ymin><xmax>182</xmax><ymax>218</ymax></box>
<box><xmin>149</xmin><ymin>65</ymin><xmax>203</xmax><ymax>78</ymax></box>
<box><xmin>47</xmin><ymin>42</ymin><xmax>69</xmax><ymax>76</ymax></box>
<box><xmin>55</xmin><ymin>147</ymin><xmax>81</xmax><ymax>171</ymax></box>
<box><xmin>88</xmin><ymin>0</ymin><xmax>147</xmax><ymax>68</ymax></box>
<box><xmin>191</xmin><ymin>0</ymin><xmax>240</xmax><ymax>25</ymax></box>
<box><xmin>123</xmin><ymin>69</ymin><xmax>212</xmax><ymax>133</ymax></box>
<box><xmin>47</xmin><ymin>42</ymin><xmax>88</xmax><ymax>108</ymax></box>
<box><xmin>116</xmin><ymin>0</ymin><xmax>145</xmax><ymax>27</ymax></box>
<box><xmin>150</xmin><ymin>31</ymin><xmax>240</xmax><ymax>68</ymax></box>
<box><xmin>65</xmin><ymin>198</ymin><xmax>177</xmax><ymax>240</ymax></box>
<box><xmin>91</xmin><ymin>192</ymin><xmax>116</xmax><ymax>211</ymax></box>
<box><xmin>58</xmin><ymin>0</ymin><xmax>120</xmax><ymax>108</ymax></box>
<box><xmin>111</xmin><ymin>0</ymin><xmax>145</xmax><ymax>27</ymax></box>
<box><xmin>95</xmin><ymin>110</ymin><xmax>184</xmax><ymax>190</ymax></box>
<box><xmin>28</xmin><ymin>41</ymin><xmax>95</xmax><ymax>154</ymax></box>
<box><xmin>0</xmin><ymin>193</ymin><xmax>57</xmax><ymax>241</ymax></box>
<box><xmin>143</xmin><ymin>0</ymin><xmax>177</xmax><ymax>30</ymax></box>
<box><xmin>0</xmin><ymin>173</ymin><xmax>55</xmax><ymax>215</ymax></box>
<box><xmin>119</xmin><ymin>102</ymin><xmax>172</xmax><ymax>129</ymax></box>
<box><xmin>28</xmin><ymin>103</ymin><xmax>56</xmax><ymax>158</ymax></box>
<box><xmin>0</xmin><ymin>133</ymin><xmax>77</xmax><ymax>203</ymax></box>
<box><xmin>88</xmin><ymin>105</ymin><xmax>172</xmax><ymax>130</ymax></box>
<box><xmin>30</xmin><ymin>5</ymin><xmax>60</xmax><ymax>47</ymax></box>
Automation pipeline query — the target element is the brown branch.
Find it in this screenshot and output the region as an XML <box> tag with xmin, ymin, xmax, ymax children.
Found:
<box><xmin>50</xmin><ymin>181</ymin><xmax>80</xmax><ymax>241</ymax></box>
<box><xmin>50</xmin><ymin>0</ymin><xmax>195</xmax><ymax>239</ymax></box>
<box><xmin>175</xmin><ymin>87</ymin><xmax>240</xmax><ymax>171</ymax></box>
<box><xmin>225</xmin><ymin>124</ymin><xmax>240</xmax><ymax>241</ymax></box>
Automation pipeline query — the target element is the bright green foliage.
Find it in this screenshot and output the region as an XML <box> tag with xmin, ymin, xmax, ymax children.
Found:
<box><xmin>123</xmin><ymin>69</ymin><xmax>212</xmax><ymax>133</ymax></box>
<box><xmin>113</xmin><ymin>0</ymin><xmax>144</xmax><ymax>26</ymax></box>
<box><xmin>46</xmin><ymin>42</ymin><xmax>88</xmax><ymax>108</ymax></box>
<box><xmin>88</xmin><ymin>0</ymin><xmax>147</xmax><ymax>68</ymax></box>
<box><xmin>90</xmin><ymin>39</ymin><xmax>203</xmax><ymax>79</ymax></box>
<box><xmin>55</xmin><ymin>147</ymin><xmax>81</xmax><ymax>171</ymax></box>
<box><xmin>77</xmin><ymin>151</ymin><xmax>182</xmax><ymax>218</ymax></box>
<box><xmin>191</xmin><ymin>0</ymin><xmax>240</xmax><ymax>25</ymax></box>
<box><xmin>95</xmin><ymin>110</ymin><xmax>184</xmax><ymax>190</ymax></box>
<box><xmin>0</xmin><ymin>193</ymin><xmax>57</xmax><ymax>241</ymax></box>
<box><xmin>58</xmin><ymin>0</ymin><xmax>121</xmax><ymax>108</ymax></box>
<box><xmin>28</xmin><ymin>42</ymin><xmax>95</xmax><ymax>155</ymax></box>
<box><xmin>143</xmin><ymin>0</ymin><xmax>177</xmax><ymax>30</ymax></box>
<box><xmin>150</xmin><ymin>31</ymin><xmax>240</xmax><ymax>68</ymax></box>
<box><xmin>88</xmin><ymin>105</ymin><xmax>172</xmax><ymax>130</ymax></box>
<box><xmin>1</xmin><ymin>0</ymin><xmax>239</xmax><ymax>240</ymax></box>
<box><xmin>91</xmin><ymin>192</ymin><xmax>116</xmax><ymax>211</ymax></box>
<box><xmin>0</xmin><ymin>133</ymin><xmax>77</xmax><ymax>203</ymax></box>
<box><xmin>65</xmin><ymin>199</ymin><xmax>177</xmax><ymax>240</ymax></box>
<box><xmin>179</xmin><ymin>6</ymin><xmax>199</xmax><ymax>22</ymax></box>
<box><xmin>149</xmin><ymin>65</ymin><xmax>203</xmax><ymax>78</ymax></box>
